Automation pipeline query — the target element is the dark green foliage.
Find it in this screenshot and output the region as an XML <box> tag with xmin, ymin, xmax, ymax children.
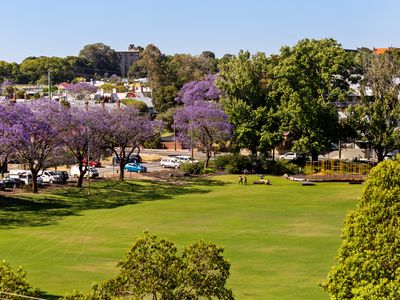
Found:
<box><xmin>266</xmin><ymin>160</ymin><xmax>299</xmax><ymax>175</ymax></box>
<box><xmin>152</xmin><ymin>85</ymin><xmax>179</xmax><ymax>113</ymax></box>
<box><xmin>180</xmin><ymin>162</ymin><xmax>202</xmax><ymax>175</ymax></box>
<box><xmin>217</xmin><ymin>51</ymin><xmax>282</xmax><ymax>155</ymax></box>
<box><xmin>143</xmin><ymin>133</ymin><xmax>161</xmax><ymax>149</ymax></box>
<box><xmin>0</xmin><ymin>260</ymin><xmax>40</xmax><ymax>299</ymax></box>
<box><xmin>214</xmin><ymin>154</ymin><xmax>299</xmax><ymax>175</ymax></box>
<box><xmin>269</xmin><ymin>38</ymin><xmax>352</xmax><ymax>160</ymax></box>
<box><xmin>79</xmin><ymin>43</ymin><xmax>119</xmax><ymax>75</ymax></box>
<box><xmin>214</xmin><ymin>154</ymin><xmax>252</xmax><ymax>174</ymax></box>
<box><xmin>322</xmin><ymin>157</ymin><xmax>400</xmax><ymax>299</ymax></box>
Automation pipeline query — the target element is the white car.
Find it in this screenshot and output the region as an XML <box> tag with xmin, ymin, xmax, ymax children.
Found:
<box><xmin>175</xmin><ymin>155</ymin><xmax>199</xmax><ymax>164</ymax></box>
<box><xmin>279</xmin><ymin>152</ymin><xmax>298</xmax><ymax>160</ymax></box>
<box><xmin>160</xmin><ymin>157</ymin><xmax>180</xmax><ymax>169</ymax></box>
<box><xmin>70</xmin><ymin>165</ymin><xmax>99</xmax><ymax>178</ymax></box>
<box><xmin>8</xmin><ymin>170</ymin><xmax>43</xmax><ymax>186</ymax></box>
<box><xmin>39</xmin><ymin>171</ymin><xmax>63</xmax><ymax>184</ymax></box>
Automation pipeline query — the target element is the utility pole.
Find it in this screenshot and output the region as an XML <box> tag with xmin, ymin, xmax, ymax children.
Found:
<box><xmin>48</xmin><ymin>70</ymin><xmax>52</xmax><ymax>100</ymax></box>
<box><xmin>86</xmin><ymin>125</ymin><xmax>91</xmax><ymax>196</ymax></box>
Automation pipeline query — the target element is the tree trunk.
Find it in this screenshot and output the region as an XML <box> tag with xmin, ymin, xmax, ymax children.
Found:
<box><xmin>205</xmin><ymin>150</ymin><xmax>211</xmax><ymax>169</ymax></box>
<box><xmin>119</xmin><ymin>160</ymin><xmax>125</xmax><ymax>181</ymax></box>
<box><xmin>311</xmin><ymin>151</ymin><xmax>318</xmax><ymax>162</ymax></box>
<box><xmin>77</xmin><ymin>163</ymin><xmax>87</xmax><ymax>188</ymax></box>
<box><xmin>376</xmin><ymin>149</ymin><xmax>384</xmax><ymax>162</ymax></box>
<box><xmin>77</xmin><ymin>173</ymin><xmax>85</xmax><ymax>188</ymax></box>
<box><xmin>31</xmin><ymin>171</ymin><xmax>39</xmax><ymax>194</ymax></box>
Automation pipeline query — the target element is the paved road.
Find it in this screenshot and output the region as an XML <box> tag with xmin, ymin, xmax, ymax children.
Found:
<box><xmin>97</xmin><ymin>161</ymin><xmax>163</xmax><ymax>178</ymax></box>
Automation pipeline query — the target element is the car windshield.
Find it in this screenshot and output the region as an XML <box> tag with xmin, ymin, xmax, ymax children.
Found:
<box><xmin>48</xmin><ymin>171</ymin><xmax>57</xmax><ymax>175</ymax></box>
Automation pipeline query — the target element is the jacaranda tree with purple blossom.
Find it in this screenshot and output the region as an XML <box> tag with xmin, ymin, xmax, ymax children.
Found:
<box><xmin>175</xmin><ymin>75</ymin><xmax>219</xmax><ymax>105</ymax></box>
<box><xmin>64</xmin><ymin>82</ymin><xmax>97</xmax><ymax>101</ymax></box>
<box><xmin>1</xmin><ymin>100</ymin><xmax>63</xmax><ymax>193</ymax></box>
<box><xmin>174</xmin><ymin>101</ymin><xmax>232</xmax><ymax>168</ymax></box>
<box><xmin>100</xmin><ymin>106</ymin><xmax>161</xmax><ymax>181</ymax></box>
<box><xmin>55</xmin><ymin>106</ymin><xmax>106</xmax><ymax>188</ymax></box>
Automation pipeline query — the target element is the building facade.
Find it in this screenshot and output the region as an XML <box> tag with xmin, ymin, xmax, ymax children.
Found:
<box><xmin>116</xmin><ymin>44</ymin><xmax>141</xmax><ymax>78</ymax></box>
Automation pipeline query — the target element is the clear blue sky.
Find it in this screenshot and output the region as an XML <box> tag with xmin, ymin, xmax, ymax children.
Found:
<box><xmin>2</xmin><ymin>0</ymin><xmax>399</xmax><ymax>62</ymax></box>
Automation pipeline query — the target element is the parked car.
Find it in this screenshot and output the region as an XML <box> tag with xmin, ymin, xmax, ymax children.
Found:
<box><xmin>124</xmin><ymin>163</ymin><xmax>147</xmax><ymax>173</ymax></box>
<box><xmin>0</xmin><ymin>178</ymin><xmax>22</xmax><ymax>190</ymax></box>
<box><xmin>7</xmin><ymin>172</ymin><xmax>43</xmax><ymax>186</ymax></box>
<box><xmin>70</xmin><ymin>165</ymin><xmax>99</xmax><ymax>178</ymax></box>
<box><xmin>82</xmin><ymin>159</ymin><xmax>102</xmax><ymax>168</ymax></box>
<box><xmin>54</xmin><ymin>171</ymin><xmax>69</xmax><ymax>183</ymax></box>
<box><xmin>39</xmin><ymin>171</ymin><xmax>64</xmax><ymax>184</ymax></box>
<box><xmin>174</xmin><ymin>155</ymin><xmax>199</xmax><ymax>164</ymax></box>
<box><xmin>113</xmin><ymin>155</ymin><xmax>142</xmax><ymax>165</ymax></box>
<box><xmin>160</xmin><ymin>157</ymin><xmax>180</xmax><ymax>169</ymax></box>
<box><xmin>279</xmin><ymin>152</ymin><xmax>298</xmax><ymax>160</ymax></box>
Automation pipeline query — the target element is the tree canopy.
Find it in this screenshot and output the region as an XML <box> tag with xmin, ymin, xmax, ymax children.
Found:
<box><xmin>322</xmin><ymin>157</ymin><xmax>400</xmax><ymax>298</ymax></box>
<box><xmin>79</xmin><ymin>43</ymin><xmax>119</xmax><ymax>75</ymax></box>
<box><xmin>269</xmin><ymin>38</ymin><xmax>352</xmax><ymax>160</ymax></box>
<box><xmin>63</xmin><ymin>232</ymin><xmax>234</xmax><ymax>300</ymax></box>
<box><xmin>346</xmin><ymin>51</ymin><xmax>400</xmax><ymax>161</ymax></box>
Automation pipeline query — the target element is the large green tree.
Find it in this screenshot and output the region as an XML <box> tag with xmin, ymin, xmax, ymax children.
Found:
<box><xmin>152</xmin><ymin>85</ymin><xmax>179</xmax><ymax>113</ymax></box>
<box><xmin>79</xmin><ymin>43</ymin><xmax>119</xmax><ymax>75</ymax></box>
<box><xmin>19</xmin><ymin>56</ymin><xmax>73</xmax><ymax>84</ymax></box>
<box><xmin>63</xmin><ymin>232</ymin><xmax>233</xmax><ymax>300</ymax></box>
<box><xmin>0</xmin><ymin>61</ymin><xmax>20</xmax><ymax>83</ymax></box>
<box><xmin>322</xmin><ymin>157</ymin><xmax>400</xmax><ymax>298</ymax></box>
<box><xmin>137</xmin><ymin>44</ymin><xmax>165</xmax><ymax>89</ymax></box>
<box><xmin>346</xmin><ymin>51</ymin><xmax>400</xmax><ymax>162</ymax></box>
<box><xmin>269</xmin><ymin>38</ymin><xmax>352</xmax><ymax>160</ymax></box>
<box><xmin>217</xmin><ymin>51</ymin><xmax>282</xmax><ymax>155</ymax></box>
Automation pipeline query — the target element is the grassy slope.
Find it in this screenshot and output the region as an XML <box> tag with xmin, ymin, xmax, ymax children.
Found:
<box><xmin>0</xmin><ymin>175</ymin><xmax>361</xmax><ymax>299</ymax></box>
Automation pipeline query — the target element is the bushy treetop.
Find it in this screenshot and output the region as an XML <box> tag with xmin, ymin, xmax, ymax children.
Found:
<box><xmin>175</xmin><ymin>74</ymin><xmax>219</xmax><ymax>105</ymax></box>
<box><xmin>322</xmin><ymin>157</ymin><xmax>400</xmax><ymax>299</ymax></box>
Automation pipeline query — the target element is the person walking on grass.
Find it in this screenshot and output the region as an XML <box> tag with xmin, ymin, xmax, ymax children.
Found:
<box><xmin>238</xmin><ymin>175</ymin><xmax>243</xmax><ymax>185</ymax></box>
<box><xmin>244</xmin><ymin>176</ymin><xmax>247</xmax><ymax>185</ymax></box>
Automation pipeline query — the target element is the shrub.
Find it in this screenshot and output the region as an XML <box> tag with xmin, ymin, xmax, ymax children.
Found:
<box><xmin>266</xmin><ymin>160</ymin><xmax>300</xmax><ymax>175</ymax></box>
<box><xmin>15</xmin><ymin>90</ymin><xmax>26</xmax><ymax>99</ymax></box>
<box><xmin>180</xmin><ymin>162</ymin><xmax>202</xmax><ymax>175</ymax></box>
<box><xmin>121</xmin><ymin>99</ymin><xmax>148</xmax><ymax>112</ymax></box>
<box><xmin>0</xmin><ymin>260</ymin><xmax>40</xmax><ymax>298</ymax></box>
<box><xmin>214</xmin><ymin>154</ymin><xmax>252</xmax><ymax>174</ymax></box>
<box><xmin>214</xmin><ymin>154</ymin><xmax>300</xmax><ymax>175</ymax></box>
<box><xmin>143</xmin><ymin>134</ymin><xmax>161</xmax><ymax>149</ymax></box>
<box><xmin>202</xmin><ymin>167</ymin><xmax>216</xmax><ymax>174</ymax></box>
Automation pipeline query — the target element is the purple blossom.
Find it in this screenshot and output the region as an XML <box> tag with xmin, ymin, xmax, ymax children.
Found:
<box><xmin>174</xmin><ymin>101</ymin><xmax>232</xmax><ymax>167</ymax></box>
<box><xmin>99</xmin><ymin>106</ymin><xmax>162</xmax><ymax>180</ymax></box>
<box><xmin>176</xmin><ymin>75</ymin><xmax>220</xmax><ymax>105</ymax></box>
<box><xmin>64</xmin><ymin>82</ymin><xmax>97</xmax><ymax>100</ymax></box>
<box><xmin>1</xmin><ymin>80</ymin><xmax>14</xmax><ymax>87</ymax></box>
<box><xmin>0</xmin><ymin>99</ymin><xmax>62</xmax><ymax>193</ymax></box>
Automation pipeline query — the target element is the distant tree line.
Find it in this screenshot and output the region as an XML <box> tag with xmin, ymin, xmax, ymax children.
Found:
<box><xmin>2</xmin><ymin>39</ymin><xmax>400</xmax><ymax>164</ymax></box>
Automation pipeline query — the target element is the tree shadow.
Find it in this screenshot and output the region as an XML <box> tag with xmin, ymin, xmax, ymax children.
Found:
<box><xmin>0</xmin><ymin>177</ymin><xmax>229</xmax><ymax>229</ymax></box>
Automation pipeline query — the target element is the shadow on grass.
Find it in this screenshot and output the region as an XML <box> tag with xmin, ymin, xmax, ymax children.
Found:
<box><xmin>0</xmin><ymin>177</ymin><xmax>229</xmax><ymax>229</ymax></box>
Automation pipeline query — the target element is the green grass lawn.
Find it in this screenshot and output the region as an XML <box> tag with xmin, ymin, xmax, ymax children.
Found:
<box><xmin>0</xmin><ymin>175</ymin><xmax>362</xmax><ymax>299</ymax></box>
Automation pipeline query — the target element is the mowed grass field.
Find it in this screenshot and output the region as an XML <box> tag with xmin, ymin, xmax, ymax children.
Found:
<box><xmin>0</xmin><ymin>175</ymin><xmax>362</xmax><ymax>299</ymax></box>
